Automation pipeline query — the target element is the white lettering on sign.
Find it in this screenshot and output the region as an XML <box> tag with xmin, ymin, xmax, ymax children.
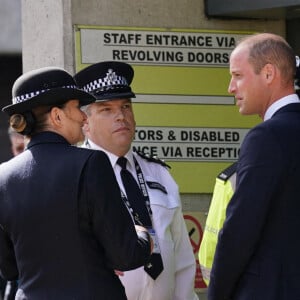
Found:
<box><xmin>80</xmin><ymin>29</ymin><xmax>249</xmax><ymax>67</ymax></box>
<box><xmin>133</xmin><ymin>127</ymin><xmax>249</xmax><ymax>161</ymax></box>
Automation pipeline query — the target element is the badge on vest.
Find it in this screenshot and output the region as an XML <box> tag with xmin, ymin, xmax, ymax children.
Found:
<box><xmin>146</xmin><ymin>181</ymin><xmax>168</xmax><ymax>194</ymax></box>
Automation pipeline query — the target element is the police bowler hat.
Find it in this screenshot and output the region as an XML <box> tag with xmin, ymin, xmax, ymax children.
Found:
<box><xmin>2</xmin><ymin>66</ymin><xmax>96</xmax><ymax>115</ymax></box>
<box><xmin>74</xmin><ymin>61</ymin><xmax>136</xmax><ymax>101</ymax></box>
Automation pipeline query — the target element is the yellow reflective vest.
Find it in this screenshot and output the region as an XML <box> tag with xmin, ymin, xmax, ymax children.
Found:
<box><xmin>198</xmin><ymin>162</ymin><xmax>237</xmax><ymax>286</ymax></box>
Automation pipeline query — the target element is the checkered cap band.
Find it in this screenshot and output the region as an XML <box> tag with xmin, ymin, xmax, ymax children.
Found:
<box><xmin>13</xmin><ymin>85</ymin><xmax>78</xmax><ymax>104</ymax></box>
<box><xmin>82</xmin><ymin>72</ymin><xmax>128</xmax><ymax>93</ymax></box>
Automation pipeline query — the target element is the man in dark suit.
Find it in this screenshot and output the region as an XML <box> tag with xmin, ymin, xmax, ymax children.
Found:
<box><xmin>0</xmin><ymin>67</ymin><xmax>152</xmax><ymax>300</ymax></box>
<box><xmin>208</xmin><ymin>33</ymin><xmax>300</xmax><ymax>300</ymax></box>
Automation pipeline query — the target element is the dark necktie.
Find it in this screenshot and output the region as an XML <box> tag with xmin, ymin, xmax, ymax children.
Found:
<box><xmin>117</xmin><ymin>156</ymin><xmax>152</xmax><ymax>226</ymax></box>
<box><xmin>117</xmin><ymin>157</ymin><xmax>164</xmax><ymax>279</ymax></box>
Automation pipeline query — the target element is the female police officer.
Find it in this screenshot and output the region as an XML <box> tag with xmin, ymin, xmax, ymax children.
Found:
<box><xmin>0</xmin><ymin>67</ymin><xmax>151</xmax><ymax>300</ymax></box>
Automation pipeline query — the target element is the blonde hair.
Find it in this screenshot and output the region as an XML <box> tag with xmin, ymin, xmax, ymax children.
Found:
<box><xmin>9</xmin><ymin>105</ymin><xmax>58</xmax><ymax>136</ymax></box>
<box><xmin>238</xmin><ymin>33</ymin><xmax>296</xmax><ymax>85</ymax></box>
<box><xmin>10</xmin><ymin>114</ymin><xmax>27</xmax><ymax>134</ymax></box>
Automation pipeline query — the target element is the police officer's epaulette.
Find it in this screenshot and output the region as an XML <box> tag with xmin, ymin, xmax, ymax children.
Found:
<box><xmin>217</xmin><ymin>162</ymin><xmax>237</xmax><ymax>181</ymax></box>
<box><xmin>135</xmin><ymin>150</ymin><xmax>171</xmax><ymax>169</ymax></box>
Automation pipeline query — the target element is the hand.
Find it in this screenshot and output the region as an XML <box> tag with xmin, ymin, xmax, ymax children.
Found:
<box><xmin>114</xmin><ymin>270</ymin><xmax>124</xmax><ymax>276</ymax></box>
<box><xmin>135</xmin><ymin>225</ymin><xmax>154</xmax><ymax>253</ymax></box>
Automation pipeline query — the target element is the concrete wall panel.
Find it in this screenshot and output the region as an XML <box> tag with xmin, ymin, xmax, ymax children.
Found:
<box><xmin>21</xmin><ymin>0</ymin><xmax>286</xmax><ymax>73</ymax></box>
<box><xmin>22</xmin><ymin>0</ymin><xmax>68</xmax><ymax>72</ymax></box>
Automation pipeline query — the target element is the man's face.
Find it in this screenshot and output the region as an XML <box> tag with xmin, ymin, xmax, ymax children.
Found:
<box><xmin>84</xmin><ymin>98</ymin><xmax>136</xmax><ymax>156</ymax></box>
<box><xmin>60</xmin><ymin>99</ymin><xmax>88</xmax><ymax>144</ymax></box>
<box><xmin>228</xmin><ymin>46</ymin><xmax>267</xmax><ymax>117</ymax></box>
<box><xmin>10</xmin><ymin>134</ymin><xmax>25</xmax><ymax>156</ymax></box>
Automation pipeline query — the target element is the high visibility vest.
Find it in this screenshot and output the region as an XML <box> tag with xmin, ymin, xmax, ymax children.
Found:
<box><xmin>198</xmin><ymin>162</ymin><xmax>237</xmax><ymax>286</ymax></box>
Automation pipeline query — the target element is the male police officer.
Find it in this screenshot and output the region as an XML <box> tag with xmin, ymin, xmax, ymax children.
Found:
<box><xmin>75</xmin><ymin>61</ymin><xmax>198</xmax><ymax>300</ymax></box>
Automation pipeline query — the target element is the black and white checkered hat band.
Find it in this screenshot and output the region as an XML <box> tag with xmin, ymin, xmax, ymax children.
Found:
<box><xmin>82</xmin><ymin>76</ymin><xmax>128</xmax><ymax>93</ymax></box>
<box><xmin>13</xmin><ymin>85</ymin><xmax>78</xmax><ymax>104</ymax></box>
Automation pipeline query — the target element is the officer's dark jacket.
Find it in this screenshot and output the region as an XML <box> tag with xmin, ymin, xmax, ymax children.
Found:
<box><xmin>0</xmin><ymin>132</ymin><xmax>150</xmax><ymax>300</ymax></box>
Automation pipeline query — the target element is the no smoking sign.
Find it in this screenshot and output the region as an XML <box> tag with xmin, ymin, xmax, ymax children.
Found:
<box><xmin>184</xmin><ymin>212</ymin><xmax>207</xmax><ymax>290</ymax></box>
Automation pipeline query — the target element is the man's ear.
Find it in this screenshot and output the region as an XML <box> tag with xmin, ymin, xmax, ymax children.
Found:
<box><xmin>263</xmin><ymin>63</ymin><xmax>276</xmax><ymax>83</ymax></box>
<box><xmin>82</xmin><ymin>121</ymin><xmax>89</xmax><ymax>134</ymax></box>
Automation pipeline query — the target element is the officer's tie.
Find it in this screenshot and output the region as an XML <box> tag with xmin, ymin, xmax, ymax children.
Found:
<box><xmin>117</xmin><ymin>156</ymin><xmax>152</xmax><ymax>226</ymax></box>
<box><xmin>117</xmin><ymin>156</ymin><xmax>164</xmax><ymax>279</ymax></box>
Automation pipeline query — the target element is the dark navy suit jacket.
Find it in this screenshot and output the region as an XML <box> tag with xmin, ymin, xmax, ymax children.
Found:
<box><xmin>208</xmin><ymin>103</ymin><xmax>300</xmax><ymax>300</ymax></box>
<box><xmin>0</xmin><ymin>132</ymin><xmax>150</xmax><ymax>300</ymax></box>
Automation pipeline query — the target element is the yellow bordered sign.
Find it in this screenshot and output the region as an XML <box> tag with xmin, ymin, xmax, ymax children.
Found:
<box><xmin>74</xmin><ymin>26</ymin><xmax>260</xmax><ymax>193</ymax></box>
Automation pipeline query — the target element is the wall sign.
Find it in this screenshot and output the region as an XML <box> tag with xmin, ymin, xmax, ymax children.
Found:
<box><xmin>75</xmin><ymin>26</ymin><xmax>260</xmax><ymax>192</ymax></box>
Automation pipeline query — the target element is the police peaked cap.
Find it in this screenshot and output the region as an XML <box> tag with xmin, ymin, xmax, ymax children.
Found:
<box><xmin>74</xmin><ymin>61</ymin><xmax>136</xmax><ymax>101</ymax></box>
<box><xmin>2</xmin><ymin>67</ymin><xmax>96</xmax><ymax>115</ymax></box>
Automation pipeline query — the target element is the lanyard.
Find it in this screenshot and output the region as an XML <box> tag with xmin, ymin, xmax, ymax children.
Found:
<box><xmin>120</xmin><ymin>156</ymin><xmax>153</xmax><ymax>226</ymax></box>
<box><xmin>84</xmin><ymin>140</ymin><xmax>152</xmax><ymax>226</ymax></box>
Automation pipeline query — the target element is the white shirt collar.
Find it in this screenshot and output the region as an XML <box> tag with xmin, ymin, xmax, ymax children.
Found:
<box><xmin>264</xmin><ymin>94</ymin><xmax>300</xmax><ymax>121</ymax></box>
<box><xmin>86</xmin><ymin>139</ymin><xmax>134</xmax><ymax>170</ymax></box>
